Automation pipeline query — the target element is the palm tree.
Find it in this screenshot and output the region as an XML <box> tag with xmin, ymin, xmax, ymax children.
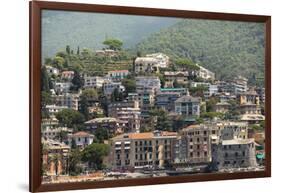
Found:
<box><xmin>41</xmin><ymin>142</ymin><xmax>49</xmax><ymax>176</ymax></box>
<box><xmin>49</xmin><ymin>153</ymin><xmax>62</xmax><ymax>176</ymax></box>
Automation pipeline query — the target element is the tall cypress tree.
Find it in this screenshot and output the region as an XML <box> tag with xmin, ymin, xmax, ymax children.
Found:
<box><xmin>77</xmin><ymin>46</ymin><xmax>80</xmax><ymax>55</ymax></box>
<box><xmin>66</xmin><ymin>45</ymin><xmax>71</xmax><ymax>55</ymax></box>
<box><xmin>71</xmin><ymin>70</ymin><xmax>84</xmax><ymax>91</ymax></box>
<box><xmin>41</xmin><ymin>66</ymin><xmax>50</xmax><ymax>92</ymax></box>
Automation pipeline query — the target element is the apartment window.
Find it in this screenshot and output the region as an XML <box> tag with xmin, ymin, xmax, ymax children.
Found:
<box><xmin>224</xmin><ymin>161</ymin><xmax>230</xmax><ymax>165</ymax></box>
<box><xmin>149</xmin><ymin>141</ymin><xmax>152</xmax><ymax>146</ymax></box>
<box><xmin>204</xmin><ymin>152</ymin><xmax>207</xmax><ymax>157</ymax></box>
<box><xmin>204</xmin><ymin>137</ymin><xmax>207</xmax><ymax>142</ymax></box>
<box><xmin>242</xmin><ymin>151</ymin><xmax>245</xmax><ymax>156</ymax></box>
<box><xmin>197</xmin><ymin>152</ymin><xmax>200</xmax><ymax>157</ymax></box>
<box><xmin>190</xmin><ymin>152</ymin><xmax>193</xmax><ymax>157</ymax></box>
<box><xmin>140</xmin><ymin>141</ymin><xmax>143</xmax><ymax>146</ymax></box>
<box><xmin>197</xmin><ymin>145</ymin><xmax>200</xmax><ymax>149</ymax></box>
<box><xmin>204</xmin><ymin>131</ymin><xmax>207</xmax><ymax>135</ymax></box>
<box><xmin>135</xmin><ymin>154</ymin><xmax>138</xmax><ymax>159</ymax></box>
<box><xmin>190</xmin><ymin>145</ymin><xmax>193</xmax><ymax>149</ymax></box>
<box><xmin>197</xmin><ymin>138</ymin><xmax>200</xmax><ymax>142</ymax></box>
<box><xmin>135</xmin><ymin>148</ymin><xmax>138</xmax><ymax>153</ymax></box>
<box><xmin>225</xmin><ymin>153</ymin><xmax>228</xmax><ymax>157</ymax></box>
<box><xmin>190</xmin><ymin>138</ymin><xmax>193</xmax><ymax>142</ymax></box>
<box><xmin>125</xmin><ymin>160</ymin><xmax>130</xmax><ymax>165</ymax></box>
<box><xmin>235</xmin><ymin>152</ymin><xmax>238</xmax><ymax>157</ymax></box>
<box><xmin>135</xmin><ymin>141</ymin><xmax>138</xmax><ymax>146</ymax></box>
<box><xmin>156</xmin><ymin>146</ymin><xmax>159</xmax><ymax>151</ymax></box>
<box><xmin>126</xmin><ymin>154</ymin><xmax>129</xmax><ymax>159</ymax></box>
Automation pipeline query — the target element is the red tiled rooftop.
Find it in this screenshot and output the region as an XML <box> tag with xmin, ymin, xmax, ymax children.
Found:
<box><xmin>72</xmin><ymin>131</ymin><xmax>93</xmax><ymax>137</ymax></box>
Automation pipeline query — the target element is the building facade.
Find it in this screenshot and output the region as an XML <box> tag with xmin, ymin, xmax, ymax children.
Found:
<box><xmin>85</xmin><ymin>117</ymin><xmax>126</xmax><ymax>135</ymax></box>
<box><xmin>54</xmin><ymin>93</ymin><xmax>79</xmax><ymax>111</ymax></box>
<box><xmin>145</xmin><ymin>53</ymin><xmax>169</xmax><ymax>68</ymax></box>
<box><xmin>179</xmin><ymin>125</ymin><xmax>212</xmax><ymax>164</ymax></box>
<box><xmin>54</xmin><ymin>82</ymin><xmax>72</xmax><ymax>94</ymax></box>
<box><xmin>164</xmin><ymin>71</ymin><xmax>189</xmax><ymax>87</ymax></box>
<box><xmin>136</xmin><ymin>76</ymin><xmax>161</xmax><ymax>118</ymax></box>
<box><xmin>155</xmin><ymin>91</ymin><xmax>182</xmax><ymax>112</ymax></box>
<box><xmin>212</xmin><ymin>138</ymin><xmax>257</xmax><ymax>170</ymax></box>
<box><xmin>174</xmin><ymin>95</ymin><xmax>201</xmax><ymax>117</ymax></box>
<box><xmin>103</xmin><ymin>81</ymin><xmax>125</xmax><ymax>98</ymax></box>
<box><xmin>61</xmin><ymin>71</ymin><xmax>75</xmax><ymax>80</ymax></box>
<box><xmin>68</xmin><ymin>131</ymin><xmax>95</xmax><ymax>149</ymax></box>
<box><xmin>84</xmin><ymin>76</ymin><xmax>110</xmax><ymax>89</ymax></box>
<box><xmin>107</xmin><ymin>70</ymin><xmax>129</xmax><ymax>81</ymax></box>
<box><xmin>108</xmin><ymin>131</ymin><xmax>177</xmax><ymax>170</ymax></box>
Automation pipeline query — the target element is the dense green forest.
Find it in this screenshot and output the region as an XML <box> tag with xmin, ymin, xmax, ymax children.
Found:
<box><xmin>42</xmin><ymin>10</ymin><xmax>179</xmax><ymax>59</ymax></box>
<box><xmin>43</xmin><ymin>11</ymin><xmax>265</xmax><ymax>85</ymax></box>
<box><xmin>135</xmin><ymin>19</ymin><xmax>265</xmax><ymax>84</ymax></box>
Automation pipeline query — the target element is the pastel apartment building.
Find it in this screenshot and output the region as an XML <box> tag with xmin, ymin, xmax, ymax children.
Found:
<box><xmin>68</xmin><ymin>131</ymin><xmax>95</xmax><ymax>149</ymax></box>
<box><xmin>54</xmin><ymin>93</ymin><xmax>80</xmax><ymax>111</ymax></box>
<box><xmin>174</xmin><ymin>95</ymin><xmax>201</xmax><ymax>118</ymax></box>
<box><xmin>108</xmin><ymin>131</ymin><xmax>177</xmax><ymax>170</ymax></box>
<box><xmin>84</xmin><ymin>76</ymin><xmax>110</xmax><ymax>89</ymax></box>
<box><xmin>107</xmin><ymin>70</ymin><xmax>129</xmax><ymax>81</ymax></box>
<box><xmin>134</xmin><ymin>53</ymin><xmax>169</xmax><ymax>74</ymax></box>
<box><xmin>164</xmin><ymin>71</ymin><xmax>189</xmax><ymax>87</ymax></box>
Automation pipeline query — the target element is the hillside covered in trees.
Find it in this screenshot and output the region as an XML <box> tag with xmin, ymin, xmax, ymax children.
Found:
<box><xmin>43</xmin><ymin>10</ymin><xmax>265</xmax><ymax>86</ymax></box>
<box><xmin>135</xmin><ymin>19</ymin><xmax>265</xmax><ymax>85</ymax></box>
<box><xmin>42</xmin><ymin>10</ymin><xmax>179</xmax><ymax>59</ymax></box>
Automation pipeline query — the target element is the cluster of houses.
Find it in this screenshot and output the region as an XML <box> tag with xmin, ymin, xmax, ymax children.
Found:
<box><xmin>42</xmin><ymin>52</ymin><xmax>265</xmax><ymax>177</ymax></box>
<box><xmin>108</xmin><ymin>121</ymin><xmax>258</xmax><ymax>171</ymax></box>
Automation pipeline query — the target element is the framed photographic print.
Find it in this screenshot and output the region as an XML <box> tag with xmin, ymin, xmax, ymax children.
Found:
<box><xmin>30</xmin><ymin>0</ymin><xmax>271</xmax><ymax>192</ymax></box>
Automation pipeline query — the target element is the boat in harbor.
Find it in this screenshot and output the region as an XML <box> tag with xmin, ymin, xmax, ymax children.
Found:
<box><xmin>166</xmin><ymin>166</ymin><xmax>207</xmax><ymax>176</ymax></box>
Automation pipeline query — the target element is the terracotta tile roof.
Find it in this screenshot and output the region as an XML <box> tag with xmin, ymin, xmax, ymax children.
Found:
<box><xmin>161</xmin><ymin>131</ymin><xmax>177</xmax><ymax>136</ymax></box>
<box><xmin>129</xmin><ymin>132</ymin><xmax>154</xmax><ymax>139</ymax></box>
<box><xmin>72</xmin><ymin>131</ymin><xmax>93</xmax><ymax>137</ymax></box>
<box><xmin>187</xmin><ymin>125</ymin><xmax>201</xmax><ymax>129</ymax></box>
<box><xmin>62</xmin><ymin>71</ymin><xmax>74</xmax><ymax>74</ymax></box>
<box><xmin>113</xmin><ymin>131</ymin><xmax>177</xmax><ymax>140</ymax></box>
<box><xmin>182</xmin><ymin>125</ymin><xmax>201</xmax><ymax>131</ymax></box>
